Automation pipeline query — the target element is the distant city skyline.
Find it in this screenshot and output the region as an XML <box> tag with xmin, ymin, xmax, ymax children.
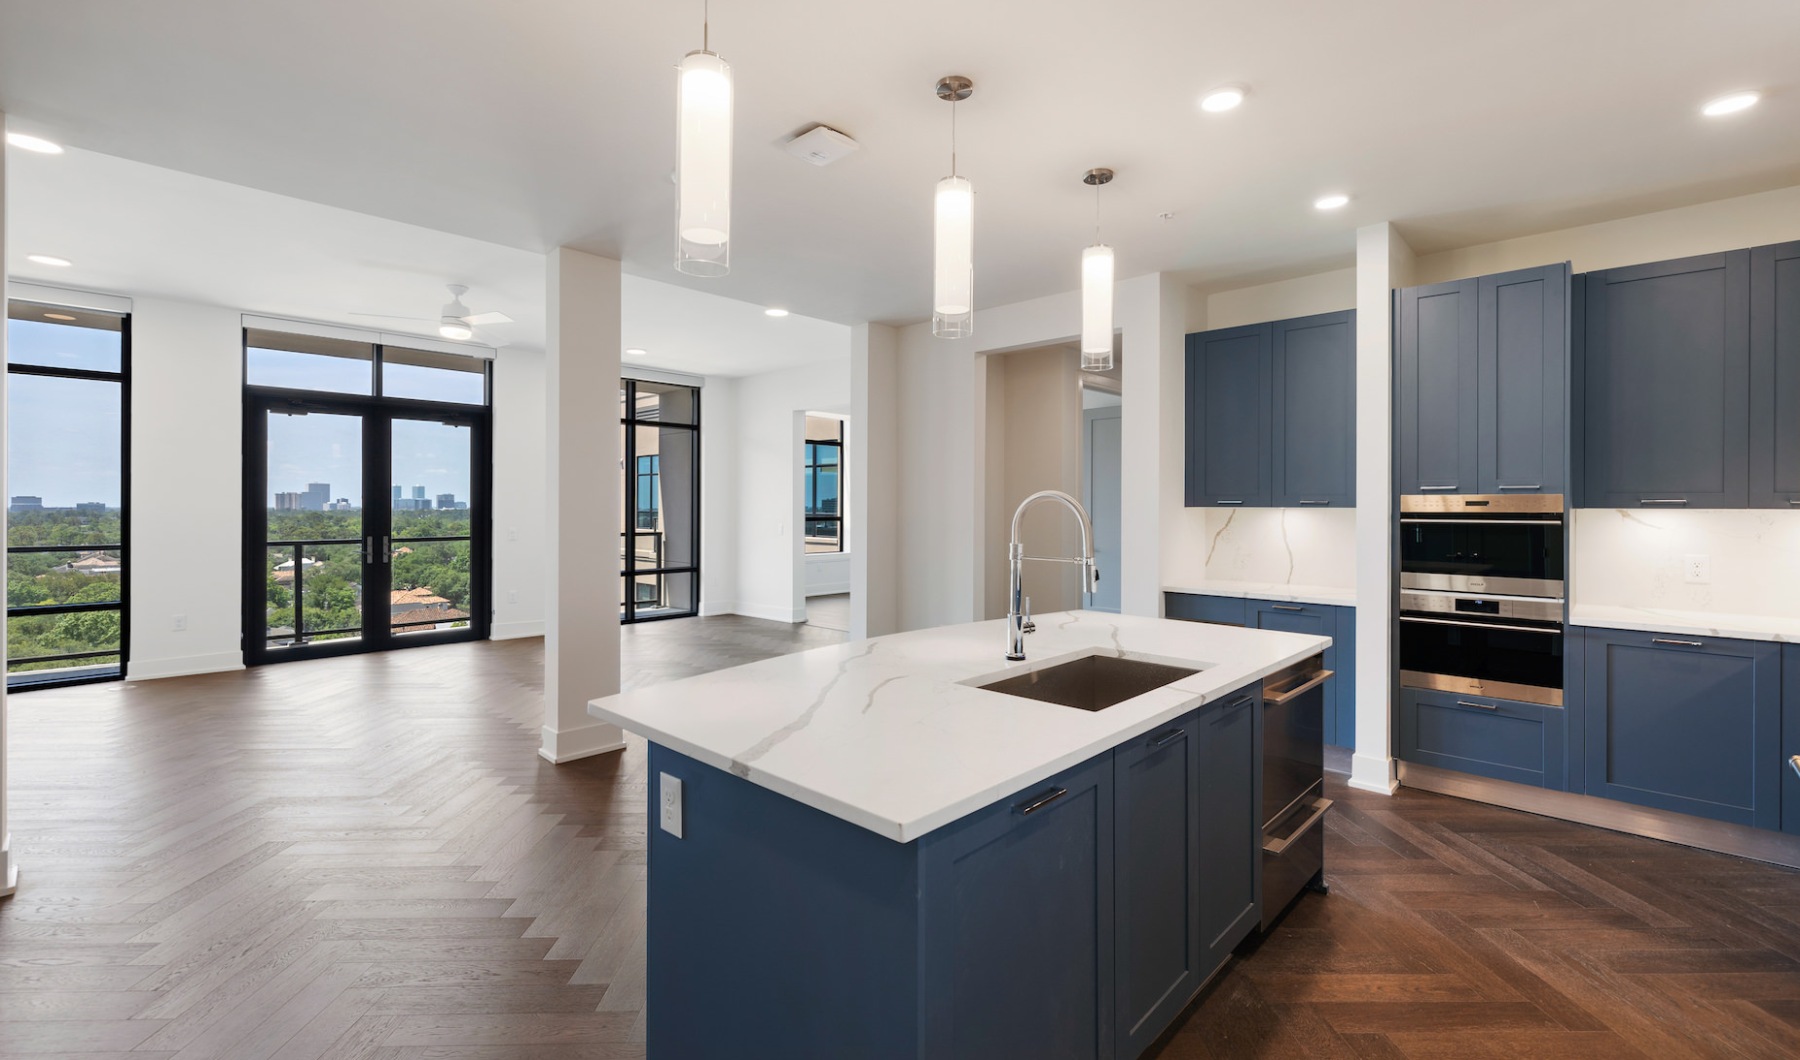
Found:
<box><xmin>266</xmin><ymin>413</ymin><xmax>471</xmax><ymax>510</ymax></box>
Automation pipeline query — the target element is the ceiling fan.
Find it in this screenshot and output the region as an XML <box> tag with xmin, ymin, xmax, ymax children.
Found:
<box><xmin>351</xmin><ymin>284</ymin><xmax>514</xmax><ymax>344</ymax></box>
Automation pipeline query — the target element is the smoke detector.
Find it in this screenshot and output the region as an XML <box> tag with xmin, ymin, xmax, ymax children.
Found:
<box><xmin>783</xmin><ymin>124</ymin><xmax>861</xmax><ymax>167</ymax></box>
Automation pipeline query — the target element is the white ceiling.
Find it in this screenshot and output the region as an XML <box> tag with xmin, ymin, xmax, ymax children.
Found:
<box><xmin>2</xmin><ymin>1</ymin><xmax>1798</xmax><ymax>326</ymax></box>
<box><xmin>4</xmin><ymin>146</ymin><xmax>849</xmax><ymax>376</ymax></box>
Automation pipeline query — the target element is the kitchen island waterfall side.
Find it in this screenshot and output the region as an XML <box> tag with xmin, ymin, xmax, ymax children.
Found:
<box><xmin>588</xmin><ymin>611</ymin><xmax>1332</xmax><ymax>1059</ymax></box>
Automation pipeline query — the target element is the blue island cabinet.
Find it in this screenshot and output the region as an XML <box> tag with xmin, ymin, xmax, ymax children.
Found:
<box><xmin>647</xmin><ymin>686</ymin><xmax>1269</xmax><ymax>1059</ymax></box>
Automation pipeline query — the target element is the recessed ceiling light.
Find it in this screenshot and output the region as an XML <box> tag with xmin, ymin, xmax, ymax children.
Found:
<box><xmin>1702</xmin><ymin>91</ymin><xmax>1760</xmax><ymax>117</ymax></box>
<box><xmin>625</xmin><ymin>347</ymin><xmax>649</xmax><ymax>357</ymax></box>
<box><xmin>764</xmin><ymin>307</ymin><xmax>790</xmax><ymax>317</ymax></box>
<box><xmin>43</xmin><ymin>313</ymin><xmax>77</xmax><ymax>322</ymax></box>
<box><xmin>1199</xmin><ymin>85</ymin><xmax>1247</xmax><ymax>113</ymax></box>
<box><xmin>26</xmin><ymin>254</ymin><xmax>72</xmax><ymax>267</ymax></box>
<box><xmin>1313</xmin><ymin>193</ymin><xmax>1350</xmax><ymax>211</ymax></box>
<box><xmin>5</xmin><ymin>132</ymin><xmax>63</xmax><ymax>154</ymax></box>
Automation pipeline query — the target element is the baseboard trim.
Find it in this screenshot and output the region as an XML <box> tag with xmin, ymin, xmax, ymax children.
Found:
<box><xmin>698</xmin><ymin>601</ymin><xmax>736</xmax><ymax>617</ymax></box>
<box><xmin>1399</xmin><ymin>761</ymin><xmax>1800</xmax><ymax>870</ymax></box>
<box><xmin>491</xmin><ymin>620</ymin><xmax>546</xmax><ymax>640</ymax></box>
<box><xmin>0</xmin><ymin>835</ymin><xmax>16</xmax><ymax>899</ymax></box>
<box><xmin>1347</xmin><ymin>752</ymin><xmax>1398</xmax><ymax>795</ymax></box>
<box><xmin>733</xmin><ymin>603</ymin><xmax>807</xmax><ymax>624</ymax></box>
<box><xmin>539</xmin><ymin>722</ymin><xmax>627</xmax><ymax>764</ymax></box>
<box><xmin>126</xmin><ymin>653</ymin><xmax>246</xmax><ymax>681</ymax></box>
<box><xmin>804</xmin><ymin>583</ymin><xmax>851</xmax><ymax>598</ymax></box>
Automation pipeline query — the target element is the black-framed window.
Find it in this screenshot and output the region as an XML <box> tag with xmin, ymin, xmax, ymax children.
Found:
<box><xmin>5</xmin><ymin>301</ymin><xmax>131</xmax><ymax>690</ymax></box>
<box><xmin>804</xmin><ymin>415</ymin><xmax>843</xmax><ymax>554</ymax></box>
<box><xmin>621</xmin><ymin>378</ymin><xmax>699</xmax><ymax>622</ymax></box>
<box><xmin>242</xmin><ymin>328</ymin><xmax>491</xmax><ymax>665</ymax></box>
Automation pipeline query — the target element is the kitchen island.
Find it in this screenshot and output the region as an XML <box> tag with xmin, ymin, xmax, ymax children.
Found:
<box><xmin>589</xmin><ymin>611</ymin><xmax>1331</xmax><ymax>1060</ymax></box>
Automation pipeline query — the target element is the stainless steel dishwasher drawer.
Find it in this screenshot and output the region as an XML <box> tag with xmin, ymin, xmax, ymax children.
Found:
<box><xmin>1260</xmin><ymin>789</ymin><xmax>1331</xmax><ymax>930</ymax></box>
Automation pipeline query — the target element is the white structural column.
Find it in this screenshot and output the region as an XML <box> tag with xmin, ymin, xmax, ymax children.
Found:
<box><xmin>1349</xmin><ymin>222</ymin><xmax>1415</xmax><ymax>795</ymax></box>
<box><xmin>540</xmin><ymin>248</ymin><xmax>625</xmax><ymax>764</ymax></box>
<box><xmin>850</xmin><ymin>323</ymin><xmax>899</xmax><ymax>639</ymax></box>
<box><xmin>0</xmin><ymin>110</ymin><xmax>15</xmax><ymax>897</ymax></box>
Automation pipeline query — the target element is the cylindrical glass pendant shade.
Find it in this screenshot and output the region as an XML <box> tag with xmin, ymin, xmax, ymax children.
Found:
<box><xmin>676</xmin><ymin>50</ymin><xmax>733</xmax><ymax>277</ymax></box>
<box><xmin>1081</xmin><ymin>243</ymin><xmax>1115</xmax><ymax>371</ymax></box>
<box><xmin>933</xmin><ymin>175</ymin><xmax>975</xmax><ymax>338</ymax></box>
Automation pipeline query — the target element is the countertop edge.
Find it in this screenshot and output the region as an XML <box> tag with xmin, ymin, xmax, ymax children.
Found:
<box><xmin>1569</xmin><ymin>606</ymin><xmax>1800</xmax><ymax>645</ymax></box>
<box><xmin>589</xmin><ymin>631</ymin><xmax>1332</xmax><ymax>844</ymax></box>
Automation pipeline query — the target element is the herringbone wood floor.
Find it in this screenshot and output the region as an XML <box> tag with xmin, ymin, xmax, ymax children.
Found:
<box><xmin>2</xmin><ymin>615</ymin><xmax>1799</xmax><ymax>1058</ymax></box>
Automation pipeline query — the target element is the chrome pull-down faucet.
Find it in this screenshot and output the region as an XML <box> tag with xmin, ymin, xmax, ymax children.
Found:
<box><xmin>1007</xmin><ymin>489</ymin><xmax>1099</xmax><ymax>660</ymax></box>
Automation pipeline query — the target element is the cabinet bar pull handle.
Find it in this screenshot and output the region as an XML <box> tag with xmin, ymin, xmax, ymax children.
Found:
<box><xmin>1455</xmin><ymin>700</ymin><xmax>1499</xmax><ymax>711</ymax></box>
<box><xmin>1216</xmin><ymin>499</ymin><xmax>1243</xmax><ymax>505</ymax></box>
<box><xmin>1497</xmin><ymin>484</ymin><xmax>1542</xmax><ymax>491</ymax></box>
<box><xmin>1652</xmin><ymin>637</ymin><xmax>1704</xmax><ymax>648</ymax></box>
<box><xmin>1149</xmin><ymin>727</ymin><xmax>1184</xmax><ymax>748</ymax></box>
<box><xmin>1264</xmin><ymin>670</ymin><xmax>1335</xmax><ymax>705</ymax></box>
<box><xmin>1272</xmin><ymin>604</ymin><xmax>1307</xmax><ymax>612</ymax></box>
<box><xmin>1401</xmin><ymin>615</ymin><xmax>1563</xmax><ymax>636</ymax></box>
<box><xmin>1299</xmin><ymin>499</ymin><xmax>1330</xmax><ymax>505</ymax></box>
<box><xmin>1225</xmin><ymin>694</ymin><xmax>1256</xmax><ymax>710</ymax></box>
<box><xmin>1641</xmin><ymin>498</ymin><xmax>1688</xmax><ymax>506</ymax></box>
<box><xmin>1262</xmin><ymin>797</ymin><xmax>1333</xmax><ymax>856</ymax></box>
<box><xmin>1790</xmin><ymin>755</ymin><xmax>1800</xmax><ymax>780</ymax></box>
<box><xmin>1789</xmin><ymin>500</ymin><xmax>1800</xmax><ymax>506</ymax></box>
<box><xmin>1419</xmin><ymin>485</ymin><xmax>1459</xmax><ymax>491</ymax></box>
<box><xmin>1014</xmin><ymin>787</ymin><xmax>1069</xmax><ymax>816</ymax></box>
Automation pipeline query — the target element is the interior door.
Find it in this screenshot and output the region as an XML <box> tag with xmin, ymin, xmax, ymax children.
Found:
<box><xmin>1084</xmin><ymin>405</ymin><xmax>1123</xmax><ymax>613</ymax></box>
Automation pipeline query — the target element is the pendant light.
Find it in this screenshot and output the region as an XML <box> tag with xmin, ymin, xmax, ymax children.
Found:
<box><xmin>1080</xmin><ymin>168</ymin><xmax>1115</xmax><ymax>371</ymax></box>
<box><xmin>932</xmin><ymin>76</ymin><xmax>975</xmax><ymax>339</ymax></box>
<box><xmin>675</xmin><ymin>0</ymin><xmax>732</xmax><ymax>276</ymax></box>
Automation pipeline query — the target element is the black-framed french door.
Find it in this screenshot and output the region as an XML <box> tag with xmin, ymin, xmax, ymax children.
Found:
<box><xmin>620</xmin><ymin>378</ymin><xmax>700</xmax><ymax>622</ymax></box>
<box><xmin>243</xmin><ymin>394</ymin><xmax>491</xmax><ymax>665</ymax></box>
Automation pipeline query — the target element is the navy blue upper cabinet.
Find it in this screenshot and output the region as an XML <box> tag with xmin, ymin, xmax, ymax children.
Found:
<box><xmin>1196</xmin><ymin>687</ymin><xmax>1260</xmax><ymax>973</ymax></box>
<box><xmin>919</xmin><ymin>753</ymin><xmax>1115</xmax><ymax>1060</ymax></box>
<box><xmin>1113</xmin><ymin>715</ymin><xmax>1201</xmax><ymax>1059</ymax></box>
<box><xmin>1582</xmin><ymin>629</ymin><xmax>1779</xmax><ymax>829</ymax></box>
<box><xmin>1397</xmin><ymin>279</ymin><xmax>1480</xmax><ymax>495</ymax></box>
<box><xmin>1750</xmin><ymin>241</ymin><xmax>1800</xmax><ymax>508</ymax></box>
<box><xmin>1272</xmin><ymin>311</ymin><xmax>1357</xmax><ymax>507</ymax></box>
<box><xmin>1478</xmin><ymin>264</ymin><xmax>1570</xmax><ymax>495</ymax></box>
<box><xmin>1581</xmin><ymin>251</ymin><xmax>1750</xmax><ymax>508</ymax></box>
<box><xmin>1186</xmin><ymin>324</ymin><xmax>1273</xmax><ymax>507</ymax></box>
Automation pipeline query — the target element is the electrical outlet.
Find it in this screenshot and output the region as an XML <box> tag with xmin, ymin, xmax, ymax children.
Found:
<box><xmin>508</xmin><ymin>590</ymin><xmax>519</xmax><ymax>604</ymax></box>
<box><xmin>1683</xmin><ymin>554</ymin><xmax>1711</xmax><ymax>584</ymax></box>
<box><xmin>508</xmin><ymin>526</ymin><xmax>519</xmax><ymax>542</ymax></box>
<box><xmin>659</xmin><ymin>773</ymin><xmax>684</xmax><ymax>838</ymax></box>
<box><xmin>171</xmin><ymin>614</ymin><xmax>187</xmax><ymax>632</ymax></box>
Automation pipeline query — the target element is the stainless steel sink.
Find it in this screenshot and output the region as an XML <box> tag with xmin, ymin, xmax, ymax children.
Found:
<box><xmin>975</xmin><ymin>653</ymin><xmax>1200</xmax><ymax>712</ymax></box>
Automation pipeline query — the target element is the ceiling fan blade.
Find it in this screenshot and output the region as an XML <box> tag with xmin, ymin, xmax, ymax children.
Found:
<box><xmin>462</xmin><ymin>311</ymin><xmax>513</xmax><ymax>326</ymax></box>
<box><xmin>348</xmin><ymin>312</ymin><xmax>437</xmax><ymax>323</ymax></box>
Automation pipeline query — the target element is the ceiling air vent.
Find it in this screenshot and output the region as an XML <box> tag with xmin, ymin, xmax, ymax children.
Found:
<box><xmin>783</xmin><ymin>124</ymin><xmax>861</xmax><ymax>167</ymax></box>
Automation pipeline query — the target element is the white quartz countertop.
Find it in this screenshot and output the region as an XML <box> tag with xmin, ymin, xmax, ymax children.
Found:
<box><xmin>587</xmin><ymin>612</ymin><xmax>1330</xmax><ymax>843</ymax></box>
<box><xmin>1570</xmin><ymin>604</ymin><xmax>1800</xmax><ymax>644</ymax></box>
<box><xmin>1164</xmin><ymin>580</ymin><xmax>1358</xmax><ymax>607</ymax></box>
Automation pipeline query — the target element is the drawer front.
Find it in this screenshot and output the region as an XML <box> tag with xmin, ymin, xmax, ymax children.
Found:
<box><xmin>1399</xmin><ymin>687</ymin><xmax>1562</xmax><ymax>788</ymax></box>
<box><xmin>1165</xmin><ymin>593</ymin><xmax>1246</xmax><ymax>627</ymax></box>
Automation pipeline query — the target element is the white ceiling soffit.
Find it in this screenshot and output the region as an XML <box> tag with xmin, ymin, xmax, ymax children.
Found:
<box><xmin>4</xmin><ymin>147</ymin><xmax>848</xmax><ymax>377</ymax></box>
<box><xmin>2</xmin><ymin>2</ymin><xmax>1798</xmax><ymax>325</ymax></box>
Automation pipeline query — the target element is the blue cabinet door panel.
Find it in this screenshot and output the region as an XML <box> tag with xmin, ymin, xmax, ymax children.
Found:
<box><xmin>1581</xmin><ymin>251</ymin><xmax>1750</xmax><ymax>507</ymax></box>
<box><xmin>1750</xmin><ymin>240</ymin><xmax>1800</xmax><ymax>507</ymax></box>
<box><xmin>1165</xmin><ymin>592</ymin><xmax>1247</xmax><ymax>627</ymax></box>
<box><xmin>1479</xmin><ymin>264</ymin><xmax>1569</xmax><ymax>495</ymax></box>
<box><xmin>1197</xmin><ymin>687</ymin><xmax>1260</xmax><ymax>971</ymax></box>
<box><xmin>1186</xmin><ymin>325</ymin><xmax>1273</xmax><ymax>507</ymax></box>
<box><xmin>919</xmin><ymin>753</ymin><xmax>1115</xmax><ymax>1060</ymax></box>
<box><xmin>1272</xmin><ymin>311</ymin><xmax>1357</xmax><ymax>507</ymax></box>
<box><xmin>1113</xmin><ymin>715</ymin><xmax>1202</xmax><ymax>1058</ymax></box>
<box><xmin>1399</xmin><ymin>688</ymin><xmax>1561</xmax><ymax>788</ymax></box>
<box><xmin>1250</xmin><ymin>600</ymin><xmax>1338</xmax><ymax>750</ymax></box>
<box><xmin>1783</xmin><ymin>644</ymin><xmax>1800</xmax><ymax>836</ymax></box>
<box><xmin>1583</xmin><ymin>631</ymin><xmax>1779</xmax><ymax>828</ymax></box>
<box><xmin>1332</xmin><ymin>609</ymin><xmax>1357</xmax><ymax>751</ymax></box>
<box><xmin>1398</xmin><ymin>279</ymin><xmax>1479</xmax><ymax>494</ymax></box>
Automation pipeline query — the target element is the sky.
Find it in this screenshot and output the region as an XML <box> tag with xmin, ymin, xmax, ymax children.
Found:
<box><xmin>267</xmin><ymin>413</ymin><xmax>472</xmax><ymax>508</ymax></box>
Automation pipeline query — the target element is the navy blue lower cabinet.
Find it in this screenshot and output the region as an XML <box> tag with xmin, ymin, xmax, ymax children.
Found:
<box><xmin>1332</xmin><ymin>612</ymin><xmax>1357</xmax><ymax>750</ymax></box>
<box><xmin>1165</xmin><ymin>592</ymin><xmax>1246</xmax><ymax>626</ymax></box>
<box><xmin>919</xmin><ymin>753</ymin><xmax>1116</xmax><ymax>1060</ymax></box>
<box><xmin>1398</xmin><ymin>687</ymin><xmax>1565</xmax><ymax>788</ymax></box>
<box><xmin>1249</xmin><ymin>600</ymin><xmax>1350</xmax><ymax>749</ymax></box>
<box><xmin>1113</xmin><ymin>713</ymin><xmax>1202</xmax><ymax>1059</ymax></box>
<box><xmin>1198</xmin><ymin>686</ymin><xmax>1260</xmax><ymax>971</ymax></box>
<box><xmin>1779</xmin><ymin>644</ymin><xmax>1800</xmax><ymax>836</ymax></box>
<box><xmin>1583</xmin><ymin>630</ymin><xmax>1780</xmax><ymax>829</ymax></box>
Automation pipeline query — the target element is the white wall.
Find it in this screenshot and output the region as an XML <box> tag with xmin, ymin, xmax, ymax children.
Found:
<box><xmin>850</xmin><ymin>323</ymin><xmax>900</xmax><ymax>640</ymax></box>
<box><xmin>730</xmin><ymin>361</ymin><xmax>851</xmax><ymax>622</ymax></box>
<box><xmin>1192</xmin><ymin>267</ymin><xmax>1357</xmax><ymax>332</ymax></box>
<box><xmin>491</xmin><ymin>348</ymin><xmax>547</xmax><ymax>639</ymax></box>
<box><xmin>804</xmin><ymin>552</ymin><xmax>850</xmax><ymax>597</ymax></box>
<box><xmin>128</xmin><ymin>298</ymin><xmax>244</xmax><ymax>679</ymax></box>
<box><xmin>698</xmin><ymin>375</ymin><xmax>739</xmax><ymax>616</ymax></box>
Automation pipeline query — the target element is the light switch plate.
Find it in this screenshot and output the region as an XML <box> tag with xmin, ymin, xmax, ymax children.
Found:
<box><xmin>1683</xmin><ymin>554</ymin><xmax>1711</xmax><ymax>584</ymax></box>
<box><xmin>659</xmin><ymin>773</ymin><xmax>683</xmax><ymax>838</ymax></box>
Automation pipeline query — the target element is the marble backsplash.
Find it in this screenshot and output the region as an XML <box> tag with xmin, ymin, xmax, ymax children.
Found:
<box><xmin>1571</xmin><ymin>508</ymin><xmax>1800</xmax><ymax>616</ymax></box>
<box><xmin>1190</xmin><ymin>507</ymin><xmax>1358</xmax><ymax>588</ymax></box>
